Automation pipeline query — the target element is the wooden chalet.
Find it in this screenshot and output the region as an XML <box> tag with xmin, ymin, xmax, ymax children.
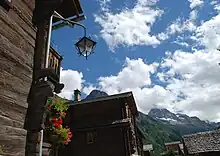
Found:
<box><xmin>183</xmin><ymin>130</ymin><xmax>220</xmax><ymax>156</ymax></box>
<box><xmin>59</xmin><ymin>92</ymin><xmax>145</xmax><ymax>156</ymax></box>
<box><xmin>165</xmin><ymin>141</ymin><xmax>181</xmax><ymax>153</ymax></box>
<box><xmin>0</xmin><ymin>0</ymin><xmax>85</xmax><ymax>155</ymax></box>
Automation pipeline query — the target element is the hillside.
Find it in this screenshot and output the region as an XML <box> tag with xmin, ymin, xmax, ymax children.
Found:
<box><xmin>85</xmin><ymin>90</ymin><xmax>219</xmax><ymax>155</ymax></box>
<box><xmin>136</xmin><ymin>112</ymin><xmax>181</xmax><ymax>155</ymax></box>
<box><xmin>137</xmin><ymin>109</ymin><xmax>218</xmax><ymax>155</ymax></box>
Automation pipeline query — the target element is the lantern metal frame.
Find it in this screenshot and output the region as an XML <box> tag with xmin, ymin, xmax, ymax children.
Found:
<box><xmin>75</xmin><ymin>36</ymin><xmax>97</xmax><ymax>59</ymax></box>
<box><xmin>53</xmin><ymin>11</ymin><xmax>96</xmax><ymax>59</ymax></box>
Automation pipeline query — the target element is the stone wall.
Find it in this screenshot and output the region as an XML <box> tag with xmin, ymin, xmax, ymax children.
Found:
<box><xmin>0</xmin><ymin>1</ymin><xmax>35</xmax><ymax>155</ymax></box>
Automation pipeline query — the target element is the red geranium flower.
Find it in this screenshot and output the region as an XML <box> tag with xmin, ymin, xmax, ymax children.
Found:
<box><xmin>47</xmin><ymin>106</ymin><xmax>52</xmax><ymax>111</ymax></box>
<box><xmin>51</xmin><ymin>117</ymin><xmax>58</xmax><ymax>123</ymax></box>
<box><xmin>58</xmin><ymin>118</ymin><xmax>63</xmax><ymax>124</ymax></box>
<box><xmin>54</xmin><ymin>122</ymin><xmax>60</xmax><ymax>129</ymax></box>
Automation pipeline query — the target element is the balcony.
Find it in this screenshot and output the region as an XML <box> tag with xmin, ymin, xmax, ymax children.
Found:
<box><xmin>48</xmin><ymin>42</ymin><xmax>63</xmax><ymax>84</ymax></box>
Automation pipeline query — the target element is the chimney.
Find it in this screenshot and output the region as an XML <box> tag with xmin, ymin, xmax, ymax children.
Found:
<box><xmin>74</xmin><ymin>89</ymin><xmax>81</xmax><ymax>101</ymax></box>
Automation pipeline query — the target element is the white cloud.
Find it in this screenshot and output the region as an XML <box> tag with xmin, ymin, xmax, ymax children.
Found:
<box><xmin>55</xmin><ymin>0</ymin><xmax>220</xmax><ymax>122</ymax></box>
<box><xmin>188</xmin><ymin>0</ymin><xmax>204</xmax><ymax>9</ymax></box>
<box><xmin>195</xmin><ymin>14</ymin><xmax>220</xmax><ymax>49</ymax></box>
<box><xmin>158</xmin><ymin>14</ymin><xmax>220</xmax><ymax>121</ymax></box>
<box><xmin>98</xmin><ymin>0</ymin><xmax>111</xmax><ymax>12</ymax></box>
<box><xmin>98</xmin><ymin>57</ymin><xmax>158</xmax><ymax>93</ymax></box>
<box><xmin>172</xmin><ymin>41</ymin><xmax>189</xmax><ymax>47</ymax></box>
<box><xmin>94</xmin><ymin>0</ymin><xmax>163</xmax><ymax>51</ymax></box>
<box><xmin>210</xmin><ymin>1</ymin><xmax>218</xmax><ymax>5</ymax></box>
<box><xmin>87</xmin><ymin>12</ymin><xmax>220</xmax><ymax>122</ymax></box>
<box><xmin>82</xmin><ymin>85</ymin><xmax>97</xmax><ymax>95</ymax></box>
<box><xmin>157</xmin><ymin>10</ymin><xmax>197</xmax><ymax>41</ymax></box>
<box><xmin>160</xmin><ymin>48</ymin><xmax>220</xmax><ymax>121</ymax></box>
<box><xmin>210</xmin><ymin>1</ymin><xmax>220</xmax><ymax>14</ymax></box>
<box><xmin>94</xmin><ymin>58</ymin><xmax>174</xmax><ymax>112</ymax></box>
<box><xmin>92</xmin><ymin>47</ymin><xmax>220</xmax><ymax>121</ymax></box>
<box><xmin>58</xmin><ymin>68</ymin><xmax>84</xmax><ymax>100</ymax></box>
<box><xmin>214</xmin><ymin>4</ymin><xmax>220</xmax><ymax>12</ymax></box>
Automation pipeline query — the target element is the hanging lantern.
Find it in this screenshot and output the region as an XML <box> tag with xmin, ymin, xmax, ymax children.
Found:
<box><xmin>75</xmin><ymin>36</ymin><xmax>97</xmax><ymax>59</ymax></box>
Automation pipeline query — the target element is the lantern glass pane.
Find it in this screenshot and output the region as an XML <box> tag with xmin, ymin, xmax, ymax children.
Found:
<box><xmin>77</xmin><ymin>40</ymin><xmax>86</xmax><ymax>53</ymax></box>
<box><xmin>75</xmin><ymin>36</ymin><xmax>96</xmax><ymax>58</ymax></box>
<box><xmin>85</xmin><ymin>39</ymin><xmax>94</xmax><ymax>53</ymax></box>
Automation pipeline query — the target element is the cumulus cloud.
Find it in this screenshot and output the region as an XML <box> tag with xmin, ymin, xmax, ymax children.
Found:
<box><xmin>188</xmin><ymin>0</ymin><xmax>204</xmax><ymax>9</ymax></box>
<box><xmin>98</xmin><ymin>57</ymin><xmax>158</xmax><ymax>93</ymax></box>
<box><xmin>58</xmin><ymin>68</ymin><xmax>84</xmax><ymax>100</ymax></box>
<box><xmin>94</xmin><ymin>0</ymin><xmax>163</xmax><ymax>51</ymax></box>
<box><xmin>160</xmin><ymin>48</ymin><xmax>220</xmax><ymax>121</ymax></box>
<box><xmin>98</xmin><ymin>0</ymin><xmax>111</xmax><ymax>12</ymax></box>
<box><xmin>93</xmin><ymin>58</ymin><xmax>169</xmax><ymax>112</ymax></box>
<box><xmin>88</xmin><ymin>12</ymin><xmax>220</xmax><ymax>122</ymax></box>
<box><xmin>157</xmin><ymin>9</ymin><xmax>198</xmax><ymax>41</ymax></box>
<box><xmin>58</xmin><ymin>1</ymin><xmax>220</xmax><ymax>122</ymax></box>
<box><xmin>195</xmin><ymin>14</ymin><xmax>220</xmax><ymax>49</ymax></box>
<box><xmin>157</xmin><ymin>14</ymin><xmax>220</xmax><ymax>121</ymax></box>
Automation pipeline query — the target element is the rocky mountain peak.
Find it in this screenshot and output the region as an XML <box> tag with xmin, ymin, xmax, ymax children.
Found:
<box><xmin>85</xmin><ymin>90</ymin><xmax>108</xmax><ymax>100</ymax></box>
<box><xmin>148</xmin><ymin>108</ymin><xmax>179</xmax><ymax>121</ymax></box>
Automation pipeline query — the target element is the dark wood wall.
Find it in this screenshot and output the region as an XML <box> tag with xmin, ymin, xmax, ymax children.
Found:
<box><xmin>143</xmin><ymin>151</ymin><xmax>151</xmax><ymax>156</ymax></box>
<box><xmin>136</xmin><ymin>131</ymin><xmax>144</xmax><ymax>156</ymax></box>
<box><xmin>60</xmin><ymin>127</ymin><xmax>126</xmax><ymax>156</ymax></box>
<box><xmin>69</xmin><ymin>100</ymin><xmax>124</xmax><ymax>128</ymax></box>
<box><xmin>0</xmin><ymin>1</ymin><xmax>35</xmax><ymax>155</ymax></box>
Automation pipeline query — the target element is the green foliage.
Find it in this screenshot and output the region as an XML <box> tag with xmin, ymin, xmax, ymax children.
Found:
<box><xmin>45</xmin><ymin>96</ymin><xmax>72</xmax><ymax>146</ymax></box>
<box><xmin>46</xmin><ymin>97</ymin><xmax>68</xmax><ymax>113</ymax></box>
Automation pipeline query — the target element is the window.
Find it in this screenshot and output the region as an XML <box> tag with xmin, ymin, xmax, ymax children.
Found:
<box><xmin>86</xmin><ymin>132</ymin><xmax>97</xmax><ymax>144</ymax></box>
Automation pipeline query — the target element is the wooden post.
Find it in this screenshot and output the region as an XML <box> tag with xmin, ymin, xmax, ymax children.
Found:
<box><xmin>24</xmin><ymin>1</ymin><xmax>63</xmax><ymax>156</ymax></box>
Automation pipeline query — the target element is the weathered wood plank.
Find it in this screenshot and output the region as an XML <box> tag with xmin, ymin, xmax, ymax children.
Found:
<box><xmin>0</xmin><ymin>57</ymin><xmax>32</xmax><ymax>87</ymax></box>
<box><xmin>0</xmin><ymin>89</ymin><xmax>28</xmax><ymax>108</ymax></box>
<box><xmin>0</xmin><ymin>96</ymin><xmax>27</xmax><ymax>123</ymax></box>
<box><xmin>0</xmin><ymin>153</ymin><xmax>15</xmax><ymax>156</ymax></box>
<box><xmin>0</xmin><ymin>8</ymin><xmax>35</xmax><ymax>47</ymax></box>
<box><xmin>12</xmin><ymin>0</ymin><xmax>33</xmax><ymax>25</ymax></box>
<box><xmin>8</xmin><ymin>7</ymin><xmax>36</xmax><ymax>40</ymax></box>
<box><xmin>0</xmin><ymin>58</ymin><xmax>32</xmax><ymax>95</ymax></box>
<box><xmin>0</xmin><ymin>18</ymin><xmax>35</xmax><ymax>58</ymax></box>
<box><xmin>0</xmin><ymin>115</ymin><xmax>24</xmax><ymax>128</ymax></box>
<box><xmin>0</xmin><ymin>1</ymin><xmax>35</xmax><ymax>156</ymax></box>
<box><xmin>0</xmin><ymin>75</ymin><xmax>30</xmax><ymax>101</ymax></box>
<box><xmin>0</xmin><ymin>134</ymin><xmax>26</xmax><ymax>156</ymax></box>
<box><xmin>0</xmin><ymin>125</ymin><xmax>26</xmax><ymax>137</ymax></box>
<box><xmin>0</xmin><ymin>33</ymin><xmax>33</xmax><ymax>70</ymax></box>
<box><xmin>10</xmin><ymin>3</ymin><xmax>36</xmax><ymax>39</ymax></box>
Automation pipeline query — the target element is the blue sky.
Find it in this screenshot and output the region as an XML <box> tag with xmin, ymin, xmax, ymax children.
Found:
<box><xmin>52</xmin><ymin>0</ymin><xmax>220</xmax><ymax>121</ymax></box>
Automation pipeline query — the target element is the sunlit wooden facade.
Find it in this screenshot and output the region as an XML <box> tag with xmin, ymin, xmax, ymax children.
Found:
<box><xmin>0</xmin><ymin>0</ymin><xmax>85</xmax><ymax>155</ymax></box>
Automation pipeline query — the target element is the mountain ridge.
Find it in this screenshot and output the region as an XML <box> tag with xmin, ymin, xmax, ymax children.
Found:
<box><xmin>85</xmin><ymin>90</ymin><xmax>219</xmax><ymax>126</ymax></box>
<box><xmin>85</xmin><ymin>90</ymin><xmax>219</xmax><ymax>154</ymax></box>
